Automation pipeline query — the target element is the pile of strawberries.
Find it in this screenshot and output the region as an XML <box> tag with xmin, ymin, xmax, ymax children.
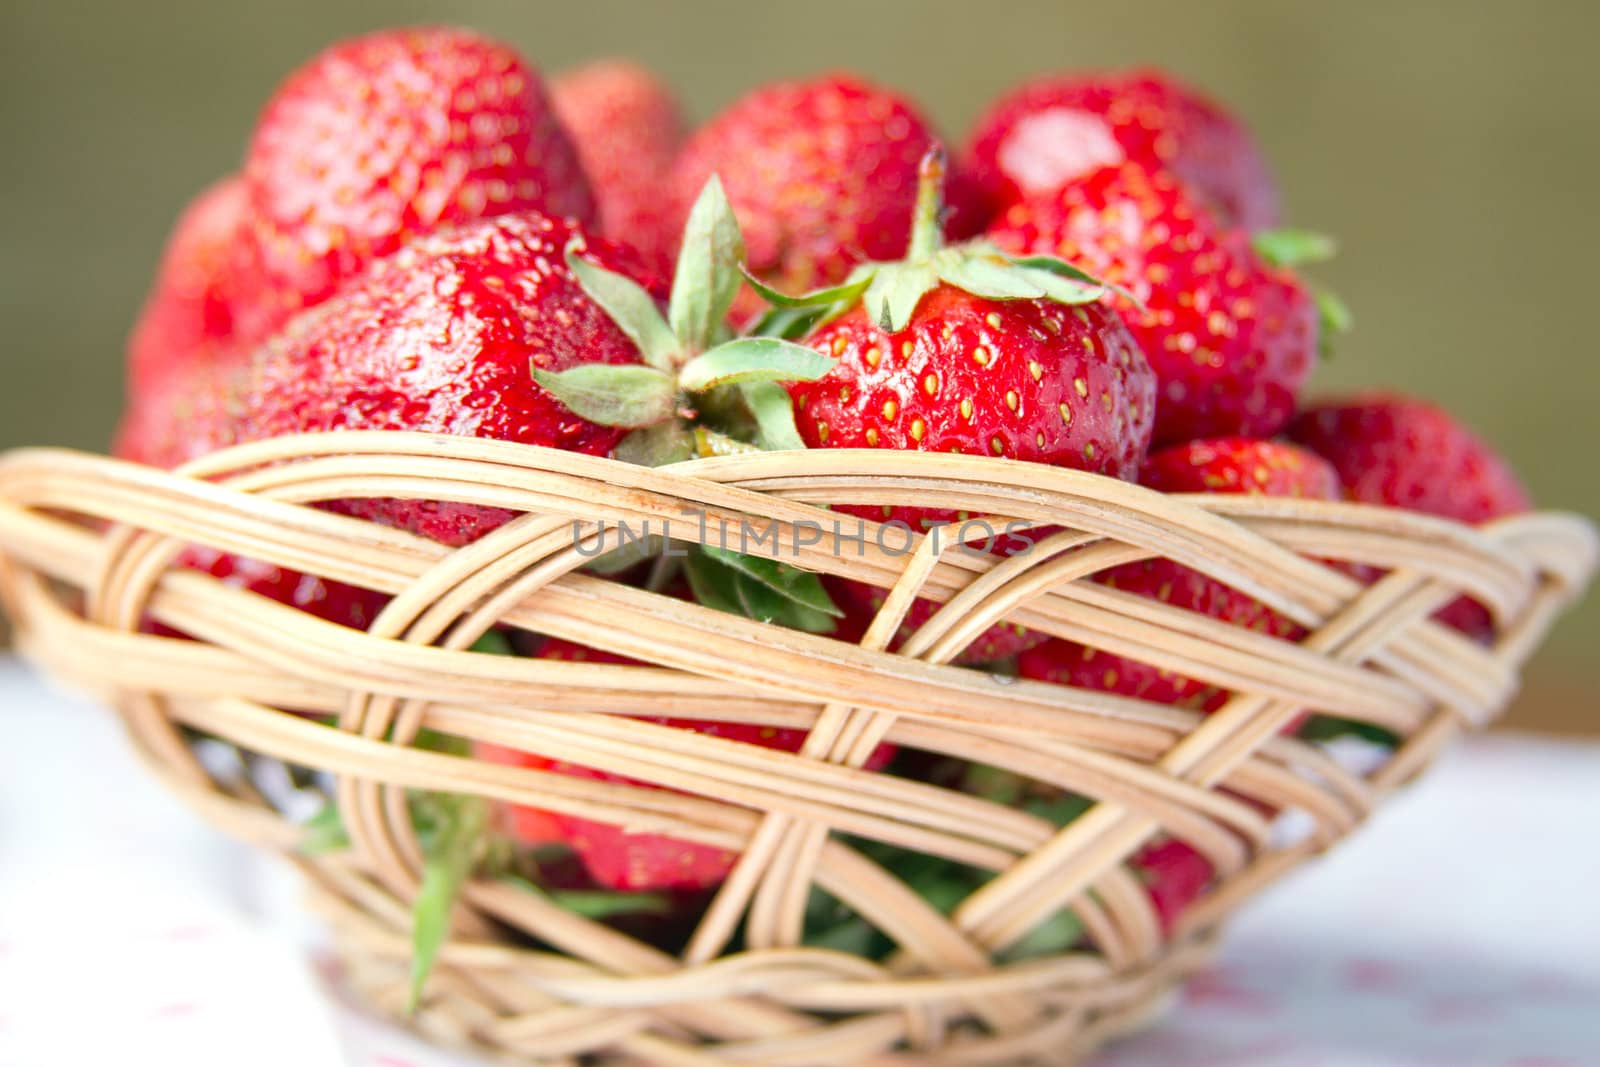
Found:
<box><xmin>119</xmin><ymin>27</ymin><xmax>1532</xmax><ymax>950</ymax></box>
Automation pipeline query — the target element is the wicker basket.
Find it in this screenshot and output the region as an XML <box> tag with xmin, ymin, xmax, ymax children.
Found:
<box><xmin>0</xmin><ymin>431</ymin><xmax>1592</xmax><ymax>1066</ymax></box>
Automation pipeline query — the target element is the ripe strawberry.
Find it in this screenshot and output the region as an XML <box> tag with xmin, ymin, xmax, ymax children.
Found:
<box><xmin>479</xmin><ymin>639</ymin><xmax>893</xmax><ymax>891</ymax></box>
<box><xmin>965</xmin><ymin>69</ymin><xmax>1279</xmax><ymax>230</ymax></box>
<box><xmin>208</xmin><ymin>212</ymin><xmax>664</xmax><ymax>546</ymax></box>
<box><xmin>779</xmin><ymin>150</ymin><xmax>1155</xmax><ymax>662</ymax></box>
<box><xmin>112</xmin><ymin>352</ymin><xmax>237</xmax><ymax>469</ymax></box>
<box><xmin>552</xmin><ymin>59</ymin><xmax>687</xmax><ymax>273</ymax></box>
<box><xmin>667</xmin><ymin>73</ymin><xmax>986</xmax><ymax>321</ymax></box>
<box><xmin>125</xmin><ymin>176</ymin><xmax>258</xmax><ymax>393</ymax></box>
<box><xmin>235</xmin><ymin>26</ymin><xmax>594</xmax><ymax>343</ymax></box>
<box><xmin>1131</xmin><ymin>837</ymin><xmax>1213</xmax><ymax>935</ymax></box>
<box><xmin>1019</xmin><ymin>438</ymin><xmax>1340</xmax><ymax>712</ymax></box>
<box><xmin>1288</xmin><ymin>393</ymin><xmax>1531</xmax><ymax>637</ymax></box>
<box><xmin>988</xmin><ymin>162</ymin><xmax>1319</xmax><ymax>445</ymax></box>
<box><xmin>144</xmin><ymin>545</ymin><xmax>390</xmax><ymax>639</ymax></box>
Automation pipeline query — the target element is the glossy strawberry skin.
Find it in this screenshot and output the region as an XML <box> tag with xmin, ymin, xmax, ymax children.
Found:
<box><xmin>1288</xmin><ymin>394</ymin><xmax>1531</xmax><ymax>637</ymax></box>
<box><xmin>1132</xmin><ymin>838</ymin><xmax>1214</xmax><ymax>935</ymax></box>
<box><xmin>668</xmin><ymin>73</ymin><xmax>986</xmax><ymax>319</ymax></box>
<box><xmin>112</xmin><ymin>351</ymin><xmax>238</xmax><ymax>469</ymax></box>
<box><xmin>210</xmin><ymin>213</ymin><xmax>662</xmax><ymax>547</ymax></box>
<box><xmin>143</xmin><ymin>545</ymin><xmax>390</xmax><ymax>638</ymax></box>
<box><xmin>1019</xmin><ymin>438</ymin><xmax>1340</xmax><ymax>713</ymax></box>
<box><xmin>552</xmin><ymin>59</ymin><xmax>687</xmax><ymax>274</ymax></box>
<box><xmin>480</xmin><ymin>639</ymin><xmax>893</xmax><ymax>891</ymax></box>
<box><xmin>790</xmin><ymin>286</ymin><xmax>1155</xmax><ymax>662</ymax></box>
<box><xmin>792</xmin><ymin>287</ymin><xmax>1154</xmax><ymax>481</ymax></box>
<box><xmin>125</xmin><ymin>176</ymin><xmax>258</xmax><ymax>395</ymax></box>
<box><xmin>988</xmin><ymin>162</ymin><xmax>1318</xmax><ymax>446</ymax></box>
<box><xmin>965</xmin><ymin>69</ymin><xmax>1279</xmax><ymax>230</ymax></box>
<box><xmin>235</xmin><ymin>26</ymin><xmax>594</xmax><ymax>343</ymax></box>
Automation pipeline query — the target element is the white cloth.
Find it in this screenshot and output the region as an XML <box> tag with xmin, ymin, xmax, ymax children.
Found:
<box><xmin>1</xmin><ymin>660</ymin><xmax>1595</xmax><ymax>1066</ymax></box>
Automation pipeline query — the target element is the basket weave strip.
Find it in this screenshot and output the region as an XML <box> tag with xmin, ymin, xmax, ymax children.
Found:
<box><xmin>0</xmin><ymin>432</ymin><xmax>1592</xmax><ymax>1066</ymax></box>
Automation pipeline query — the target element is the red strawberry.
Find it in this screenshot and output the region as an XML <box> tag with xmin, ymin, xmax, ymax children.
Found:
<box><xmin>1019</xmin><ymin>438</ymin><xmax>1340</xmax><ymax>712</ymax></box>
<box><xmin>1287</xmin><ymin>393</ymin><xmax>1531</xmax><ymax>637</ymax></box>
<box><xmin>1131</xmin><ymin>837</ymin><xmax>1214</xmax><ymax>935</ymax></box>
<box><xmin>667</xmin><ymin>73</ymin><xmax>986</xmax><ymax>321</ymax></box>
<box><xmin>551</xmin><ymin>59</ymin><xmax>687</xmax><ymax>273</ymax></box>
<box><xmin>988</xmin><ymin>162</ymin><xmax>1319</xmax><ymax>445</ymax></box>
<box><xmin>780</xmin><ymin>150</ymin><xmax>1155</xmax><ymax>663</ymax></box>
<box><xmin>142</xmin><ymin>544</ymin><xmax>390</xmax><ymax>638</ymax></box>
<box><xmin>965</xmin><ymin>69</ymin><xmax>1279</xmax><ymax>230</ymax></box>
<box><xmin>234</xmin><ymin>26</ymin><xmax>594</xmax><ymax>344</ymax></box>
<box><xmin>112</xmin><ymin>352</ymin><xmax>237</xmax><ymax>469</ymax></box>
<box><xmin>125</xmin><ymin>176</ymin><xmax>258</xmax><ymax>393</ymax></box>
<box><xmin>205</xmin><ymin>212</ymin><xmax>664</xmax><ymax>546</ymax></box>
<box><xmin>479</xmin><ymin>639</ymin><xmax>893</xmax><ymax>891</ymax></box>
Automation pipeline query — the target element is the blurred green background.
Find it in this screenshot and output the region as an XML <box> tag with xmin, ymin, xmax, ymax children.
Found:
<box><xmin>2</xmin><ymin>0</ymin><xmax>1595</xmax><ymax>730</ymax></box>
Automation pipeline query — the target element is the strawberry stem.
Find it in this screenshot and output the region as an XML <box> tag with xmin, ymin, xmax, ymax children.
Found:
<box><xmin>906</xmin><ymin>145</ymin><xmax>947</xmax><ymax>262</ymax></box>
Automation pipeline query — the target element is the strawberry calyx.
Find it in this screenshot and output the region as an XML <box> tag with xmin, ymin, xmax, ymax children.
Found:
<box><xmin>532</xmin><ymin>176</ymin><xmax>834</xmax><ymax>454</ymax></box>
<box><xmin>534</xmin><ymin>175</ymin><xmax>848</xmax><ymax>631</ymax></box>
<box><xmin>1250</xmin><ymin>226</ymin><xmax>1352</xmax><ymax>354</ymax></box>
<box><xmin>745</xmin><ymin>145</ymin><xmax>1124</xmax><ymax>340</ymax></box>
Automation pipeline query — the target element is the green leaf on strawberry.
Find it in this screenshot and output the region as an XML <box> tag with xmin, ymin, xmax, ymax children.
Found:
<box><xmin>537</xmin><ymin>175</ymin><xmax>837</xmax><ymax>450</ymax></box>
<box><xmin>746</xmin><ymin>304</ymin><xmax>830</xmax><ymax>341</ymax></box>
<box><xmin>677</xmin><ymin>338</ymin><xmax>836</xmax><ymax>392</ymax></box>
<box><xmin>468</xmin><ymin>630</ymin><xmax>515</xmax><ymax>656</ymax></box>
<box><xmin>1250</xmin><ymin>227</ymin><xmax>1350</xmax><ymax>357</ymax></box>
<box><xmin>613</xmin><ymin>421</ymin><xmax>696</xmax><ymax>467</ymax></box>
<box><xmin>529</xmin><ymin>363</ymin><xmax>678</xmax><ymax>428</ymax></box>
<box><xmin>699</xmin><ymin>544</ymin><xmax>841</xmax><ymax>618</ymax></box>
<box><xmin>737</xmin><ymin>381</ymin><xmax>807</xmax><ymax>451</ymax></box>
<box><xmin>997</xmin><ymin>908</ymin><xmax>1085</xmax><ymax>962</ymax></box>
<box><xmin>563</xmin><ymin>249</ymin><xmax>680</xmax><ymax>372</ymax></box>
<box><xmin>730</xmin><ymin>148</ymin><xmax>1121</xmax><ymax>335</ymax></box>
<box><xmin>741</xmin><ymin>269</ymin><xmax>872</xmax><ymax>311</ymax></box>
<box><xmin>1251</xmin><ymin>228</ymin><xmax>1337</xmax><ymax>268</ymax></box>
<box><xmin>1297</xmin><ymin>714</ymin><xmax>1399</xmax><ymax>748</ymax></box>
<box><xmin>407</xmin><ymin>790</ymin><xmax>488</xmax><ymax>1012</ymax></box>
<box><xmin>684</xmin><ymin>548</ymin><xmax>838</xmax><ymax>633</ymax></box>
<box><xmin>298</xmin><ymin>799</ymin><xmax>351</xmax><ymax>855</ymax></box>
<box><xmin>669</xmin><ymin>175</ymin><xmax>745</xmax><ymax>354</ymax></box>
<box><xmin>503</xmin><ymin>874</ymin><xmax>671</xmax><ymax>920</ymax></box>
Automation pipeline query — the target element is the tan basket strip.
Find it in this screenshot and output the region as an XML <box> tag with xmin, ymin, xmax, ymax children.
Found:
<box><xmin>808</xmin><ymin>841</ymin><xmax>1035</xmax><ymax>1033</ymax></box>
<box><xmin>1</xmin><ymin>437</ymin><xmax>1594</xmax><ymax>1067</ymax></box>
<box><xmin>950</xmin><ymin>573</ymin><xmax>1443</xmax><ymax>946</ymax></box>
<box><xmin>0</xmin><ymin>441</ymin><xmax>1548</xmax><ymax>694</ymax></box>
<box><xmin>310</xmin><ymin>879</ymin><xmax>747</xmax><ymax>1063</ymax></box>
<box><xmin>12</xmin><ymin>563</ymin><xmax>1336</xmax><ymax>858</ymax></box>
<box><xmin>317</xmin><ymin>867</ymin><xmax>848</xmax><ymax>1051</ymax></box>
<box><xmin>744</xmin><ymin>531</ymin><xmax>948</xmax><ymax>955</ymax></box>
<box><xmin>0</xmin><ymin>455</ymin><xmax>1490</xmax><ymax>731</ymax></box>
<box><xmin>6</xmin><ymin>447</ymin><xmax>1536</xmax><ymax>729</ymax></box>
<box><xmin>955</xmin><ymin>566</ymin><xmax>1520</xmax><ymax>950</ymax></box>
<box><xmin>464</xmin><ymin>881</ymin><xmax>863</xmax><ymax>1047</ymax></box>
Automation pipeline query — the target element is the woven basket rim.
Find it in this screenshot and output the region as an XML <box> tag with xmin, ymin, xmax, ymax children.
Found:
<box><xmin>0</xmin><ymin>432</ymin><xmax>1592</xmax><ymax>1066</ymax></box>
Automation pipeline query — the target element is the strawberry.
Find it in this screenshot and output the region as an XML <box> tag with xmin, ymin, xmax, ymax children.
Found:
<box><xmin>773</xmin><ymin>149</ymin><xmax>1155</xmax><ymax>662</ymax></box>
<box><xmin>143</xmin><ymin>544</ymin><xmax>390</xmax><ymax>638</ymax></box>
<box><xmin>1131</xmin><ymin>837</ymin><xmax>1214</xmax><ymax>935</ymax></box>
<box><xmin>478</xmin><ymin>638</ymin><xmax>893</xmax><ymax>891</ymax></box>
<box><xmin>124</xmin><ymin>176</ymin><xmax>258</xmax><ymax>394</ymax></box>
<box><xmin>988</xmin><ymin>161</ymin><xmax>1321</xmax><ymax>445</ymax></box>
<box><xmin>965</xmin><ymin>69</ymin><xmax>1279</xmax><ymax>230</ymax></box>
<box><xmin>207</xmin><ymin>211</ymin><xmax>665</xmax><ymax>546</ymax></box>
<box><xmin>112</xmin><ymin>352</ymin><xmax>237</xmax><ymax>469</ymax></box>
<box><xmin>234</xmin><ymin>26</ymin><xmax>594</xmax><ymax>344</ymax></box>
<box><xmin>666</xmin><ymin>73</ymin><xmax>986</xmax><ymax>322</ymax></box>
<box><xmin>551</xmin><ymin>59</ymin><xmax>687</xmax><ymax>273</ymax></box>
<box><xmin>1287</xmin><ymin>393</ymin><xmax>1531</xmax><ymax>637</ymax></box>
<box><xmin>1019</xmin><ymin>438</ymin><xmax>1340</xmax><ymax>712</ymax></box>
